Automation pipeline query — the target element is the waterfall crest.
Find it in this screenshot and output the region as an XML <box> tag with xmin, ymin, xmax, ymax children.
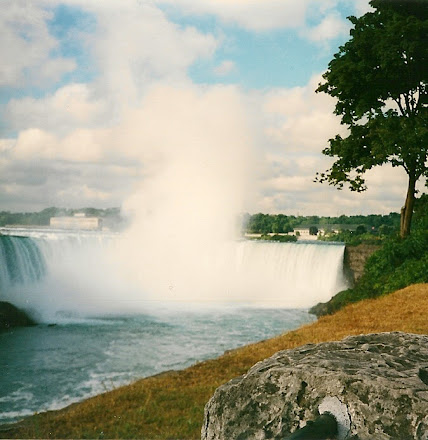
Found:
<box><xmin>0</xmin><ymin>231</ymin><xmax>347</xmax><ymax>320</ymax></box>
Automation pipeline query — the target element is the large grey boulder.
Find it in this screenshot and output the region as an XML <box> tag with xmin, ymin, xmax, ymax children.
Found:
<box><xmin>202</xmin><ymin>332</ymin><xmax>428</xmax><ymax>440</ymax></box>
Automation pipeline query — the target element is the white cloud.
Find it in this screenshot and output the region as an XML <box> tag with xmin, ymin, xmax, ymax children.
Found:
<box><xmin>245</xmin><ymin>73</ymin><xmax>414</xmax><ymax>216</ymax></box>
<box><xmin>214</xmin><ymin>60</ymin><xmax>237</xmax><ymax>76</ymax></box>
<box><xmin>2</xmin><ymin>70</ymin><xmax>414</xmax><ymax>216</ymax></box>
<box><xmin>58</xmin><ymin>184</ymin><xmax>110</xmax><ymax>202</ymax></box>
<box><xmin>264</xmin><ymin>175</ymin><xmax>313</xmax><ymax>193</ymax></box>
<box><xmin>301</xmin><ymin>0</ymin><xmax>371</xmax><ymax>44</ymax></box>
<box><xmin>263</xmin><ymin>74</ymin><xmax>346</xmax><ymax>152</ymax></box>
<box><xmin>13</xmin><ymin>128</ymin><xmax>58</xmax><ymax>160</ymax></box>
<box><xmin>0</xmin><ymin>0</ymin><xmax>224</xmax><ymax>210</ymax></box>
<box><xmin>60</xmin><ymin>129</ymin><xmax>104</xmax><ymax>162</ymax></box>
<box><xmin>156</xmin><ymin>0</ymin><xmax>365</xmax><ymax>42</ymax></box>
<box><xmin>5</xmin><ymin>84</ymin><xmax>108</xmax><ymax>134</ymax></box>
<box><xmin>353</xmin><ymin>0</ymin><xmax>374</xmax><ymax>16</ymax></box>
<box><xmin>0</xmin><ymin>0</ymin><xmax>75</xmax><ymax>87</ymax></box>
<box><xmin>11</xmin><ymin>126</ymin><xmax>106</xmax><ymax>162</ymax></box>
<box><xmin>156</xmin><ymin>0</ymin><xmax>309</xmax><ymax>31</ymax></box>
<box><xmin>305</xmin><ymin>13</ymin><xmax>349</xmax><ymax>43</ymax></box>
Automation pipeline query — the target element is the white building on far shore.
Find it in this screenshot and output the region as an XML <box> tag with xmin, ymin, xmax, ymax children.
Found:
<box><xmin>292</xmin><ymin>227</ymin><xmax>318</xmax><ymax>240</ymax></box>
<box><xmin>50</xmin><ymin>213</ymin><xmax>102</xmax><ymax>230</ymax></box>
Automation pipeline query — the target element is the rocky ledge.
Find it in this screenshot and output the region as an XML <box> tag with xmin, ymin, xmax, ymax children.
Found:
<box><xmin>202</xmin><ymin>332</ymin><xmax>428</xmax><ymax>440</ymax></box>
<box><xmin>0</xmin><ymin>301</ymin><xmax>36</xmax><ymax>330</ymax></box>
<box><xmin>344</xmin><ymin>244</ymin><xmax>381</xmax><ymax>283</ymax></box>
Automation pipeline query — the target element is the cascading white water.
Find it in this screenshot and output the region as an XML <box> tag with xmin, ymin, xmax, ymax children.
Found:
<box><xmin>0</xmin><ymin>234</ymin><xmax>46</xmax><ymax>289</ymax></box>
<box><xmin>0</xmin><ymin>229</ymin><xmax>347</xmax><ymax>321</ymax></box>
<box><xmin>0</xmin><ymin>229</ymin><xmax>121</xmax><ymax>321</ymax></box>
<box><xmin>234</xmin><ymin>240</ymin><xmax>347</xmax><ymax>306</ymax></box>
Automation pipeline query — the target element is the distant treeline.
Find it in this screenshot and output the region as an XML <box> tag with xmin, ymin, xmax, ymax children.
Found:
<box><xmin>3</xmin><ymin>200</ymin><xmax>426</xmax><ymax>239</ymax></box>
<box><xmin>241</xmin><ymin>212</ymin><xmax>401</xmax><ymax>235</ymax></box>
<box><xmin>0</xmin><ymin>207</ymin><xmax>127</xmax><ymax>230</ymax></box>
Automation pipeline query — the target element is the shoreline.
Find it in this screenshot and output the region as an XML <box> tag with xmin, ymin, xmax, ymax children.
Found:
<box><xmin>1</xmin><ymin>283</ymin><xmax>428</xmax><ymax>439</ymax></box>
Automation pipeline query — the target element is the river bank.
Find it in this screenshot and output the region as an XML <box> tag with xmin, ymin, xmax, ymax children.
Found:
<box><xmin>1</xmin><ymin>283</ymin><xmax>427</xmax><ymax>439</ymax></box>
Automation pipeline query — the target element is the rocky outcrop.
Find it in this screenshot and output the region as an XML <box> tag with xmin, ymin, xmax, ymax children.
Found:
<box><xmin>310</xmin><ymin>244</ymin><xmax>382</xmax><ymax>317</ymax></box>
<box><xmin>0</xmin><ymin>301</ymin><xmax>36</xmax><ymax>330</ymax></box>
<box><xmin>202</xmin><ymin>332</ymin><xmax>428</xmax><ymax>440</ymax></box>
<box><xmin>344</xmin><ymin>244</ymin><xmax>381</xmax><ymax>283</ymax></box>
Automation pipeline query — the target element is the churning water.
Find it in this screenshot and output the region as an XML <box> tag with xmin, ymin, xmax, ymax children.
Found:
<box><xmin>0</xmin><ymin>308</ymin><xmax>314</xmax><ymax>424</ymax></box>
<box><xmin>0</xmin><ymin>229</ymin><xmax>346</xmax><ymax>424</ymax></box>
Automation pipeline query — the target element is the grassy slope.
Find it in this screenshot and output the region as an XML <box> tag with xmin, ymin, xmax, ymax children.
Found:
<box><xmin>2</xmin><ymin>283</ymin><xmax>428</xmax><ymax>439</ymax></box>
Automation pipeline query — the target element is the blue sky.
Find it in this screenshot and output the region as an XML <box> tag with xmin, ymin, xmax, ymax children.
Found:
<box><xmin>0</xmin><ymin>0</ymin><xmax>413</xmax><ymax>216</ymax></box>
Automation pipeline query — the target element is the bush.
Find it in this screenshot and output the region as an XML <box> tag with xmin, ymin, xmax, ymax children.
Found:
<box><xmin>260</xmin><ymin>234</ymin><xmax>298</xmax><ymax>243</ymax></box>
<box><xmin>363</xmin><ymin>229</ymin><xmax>428</xmax><ymax>294</ymax></box>
<box><xmin>319</xmin><ymin>230</ymin><xmax>384</xmax><ymax>245</ymax></box>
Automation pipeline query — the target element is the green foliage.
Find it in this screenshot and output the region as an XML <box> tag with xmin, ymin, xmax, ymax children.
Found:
<box><xmin>318</xmin><ymin>219</ymin><xmax>398</xmax><ymax>244</ymax></box>
<box><xmin>242</xmin><ymin>212</ymin><xmax>400</xmax><ymax>238</ymax></box>
<box><xmin>245</xmin><ymin>213</ymin><xmax>294</xmax><ymax>234</ymax></box>
<box><xmin>355</xmin><ymin>225</ymin><xmax>367</xmax><ymax>234</ymax></box>
<box><xmin>362</xmin><ymin>229</ymin><xmax>428</xmax><ymax>292</ymax></box>
<box><xmin>316</xmin><ymin>0</ymin><xmax>428</xmax><ymax>237</ymax></box>
<box><xmin>261</xmin><ymin>234</ymin><xmax>298</xmax><ymax>243</ymax></box>
<box><xmin>413</xmin><ymin>194</ymin><xmax>428</xmax><ymax>230</ymax></box>
<box><xmin>309</xmin><ymin>226</ymin><xmax>318</xmax><ymax>236</ymax></box>
<box><xmin>319</xmin><ymin>231</ymin><xmax>383</xmax><ymax>246</ymax></box>
<box><xmin>246</xmin><ymin>234</ymin><xmax>297</xmax><ymax>243</ymax></box>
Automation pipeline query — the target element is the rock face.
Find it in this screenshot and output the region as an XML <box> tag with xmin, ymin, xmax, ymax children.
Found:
<box><xmin>344</xmin><ymin>244</ymin><xmax>381</xmax><ymax>283</ymax></box>
<box><xmin>202</xmin><ymin>332</ymin><xmax>428</xmax><ymax>440</ymax></box>
<box><xmin>0</xmin><ymin>301</ymin><xmax>36</xmax><ymax>330</ymax></box>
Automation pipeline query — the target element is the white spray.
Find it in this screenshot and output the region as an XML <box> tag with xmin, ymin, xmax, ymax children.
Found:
<box><xmin>0</xmin><ymin>85</ymin><xmax>348</xmax><ymax>319</ymax></box>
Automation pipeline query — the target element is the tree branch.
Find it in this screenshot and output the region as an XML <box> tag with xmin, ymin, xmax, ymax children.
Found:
<box><xmin>415</xmin><ymin>84</ymin><xmax>424</xmax><ymax>113</ymax></box>
<box><xmin>410</xmin><ymin>88</ymin><xmax>417</xmax><ymax>113</ymax></box>
<box><xmin>404</xmin><ymin>92</ymin><xmax>412</xmax><ymax>115</ymax></box>
<box><xmin>394</xmin><ymin>97</ymin><xmax>406</xmax><ymax>116</ymax></box>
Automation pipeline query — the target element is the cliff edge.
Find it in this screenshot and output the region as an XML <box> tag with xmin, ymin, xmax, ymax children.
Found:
<box><xmin>344</xmin><ymin>243</ymin><xmax>381</xmax><ymax>283</ymax></box>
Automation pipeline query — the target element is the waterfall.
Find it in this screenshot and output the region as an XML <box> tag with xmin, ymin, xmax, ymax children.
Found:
<box><xmin>0</xmin><ymin>235</ymin><xmax>46</xmax><ymax>290</ymax></box>
<box><xmin>0</xmin><ymin>230</ymin><xmax>347</xmax><ymax>320</ymax></box>
<box><xmin>0</xmin><ymin>230</ymin><xmax>118</xmax><ymax>321</ymax></box>
<box><xmin>234</xmin><ymin>240</ymin><xmax>346</xmax><ymax>306</ymax></box>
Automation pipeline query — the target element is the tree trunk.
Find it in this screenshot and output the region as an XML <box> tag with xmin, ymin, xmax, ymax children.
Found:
<box><xmin>400</xmin><ymin>175</ymin><xmax>416</xmax><ymax>238</ymax></box>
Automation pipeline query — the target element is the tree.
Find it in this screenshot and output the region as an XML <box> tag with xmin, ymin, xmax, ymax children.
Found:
<box><xmin>309</xmin><ymin>225</ymin><xmax>319</xmax><ymax>235</ymax></box>
<box><xmin>355</xmin><ymin>225</ymin><xmax>368</xmax><ymax>235</ymax></box>
<box><xmin>316</xmin><ymin>0</ymin><xmax>428</xmax><ymax>238</ymax></box>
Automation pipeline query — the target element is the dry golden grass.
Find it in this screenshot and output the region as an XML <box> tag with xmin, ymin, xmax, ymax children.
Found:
<box><xmin>2</xmin><ymin>283</ymin><xmax>428</xmax><ymax>439</ymax></box>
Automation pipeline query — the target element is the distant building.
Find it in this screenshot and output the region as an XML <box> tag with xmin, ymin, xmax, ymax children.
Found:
<box><xmin>318</xmin><ymin>224</ymin><xmax>360</xmax><ymax>234</ymax></box>
<box><xmin>293</xmin><ymin>227</ymin><xmax>318</xmax><ymax>240</ymax></box>
<box><xmin>293</xmin><ymin>224</ymin><xmax>361</xmax><ymax>239</ymax></box>
<box><xmin>50</xmin><ymin>213</ymin><xmax>102</xmax><ymax>230</ymax></box>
